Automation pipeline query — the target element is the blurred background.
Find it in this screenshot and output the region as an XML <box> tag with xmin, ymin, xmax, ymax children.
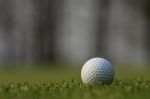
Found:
<box><xmin>0</xmin><ymin>0</ymin><xmax>150</xmax><ymax>84</ymax></box>
<box><xmin>0</xmin><ymin>0</ymin><xmax>150</xmax><ymax>67</ymax></box>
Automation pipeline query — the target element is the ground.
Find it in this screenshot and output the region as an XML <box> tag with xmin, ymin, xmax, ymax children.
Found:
<box><xmin>0</xmin><ymin>63</ymin><xmax>149</xmax><ymax>99</ymax></box>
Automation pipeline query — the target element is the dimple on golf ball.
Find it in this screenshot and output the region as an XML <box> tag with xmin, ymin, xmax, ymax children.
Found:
<box><xmin>81</xmin><ymin>57</ymin><xmax>114</xmax><ymax>84</ymax></box>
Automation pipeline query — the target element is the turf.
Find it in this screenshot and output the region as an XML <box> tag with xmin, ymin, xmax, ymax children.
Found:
<box><xmin>0</xmin><ymin>64</ymin><xmax>149</xmax><ymax>99</ymax></box>
<box><xmin>0</xmin><ymin>79</ymin><xmax>150</xmax><ymax>99</ymax></box>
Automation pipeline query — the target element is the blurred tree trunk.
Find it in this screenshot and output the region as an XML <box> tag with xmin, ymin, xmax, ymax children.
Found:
<box><xmin>55</xmin><ymin>0</ymin><xmax>99</xmax><ymax>62</ymax></box>
<box><xmin>96</xmin><ymin>0</ymin><xmax>110</xmax><ymax>57</ymax></box>
<box><xmin>33</xmin><ymin>0</ymin><xmax>59</xmax><ymax>63</ymax></box>
<box><xmin>106</xmin><ymin>0</ymin><xmax>149</xmax><ymax>64</ymax></box>
<box><xmin>0</xmin><ymin>0</ymin><xmax>15</xmax><ymax>63</ymax></box>
<box><xmin>14</xmin><ymin>0</ymin><xmax>34</xmax><ymax>64</ymax></box>
<box><xmin>143</xmin><ymin>0</ymin><xmax>150</xmax><ymax>61</ymax></box>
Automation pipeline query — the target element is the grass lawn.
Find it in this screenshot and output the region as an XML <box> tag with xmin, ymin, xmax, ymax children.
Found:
<box><xmin>0</xmin><ymin>63</ymin><xmax>149</xmax><ymax>99</ymax></box>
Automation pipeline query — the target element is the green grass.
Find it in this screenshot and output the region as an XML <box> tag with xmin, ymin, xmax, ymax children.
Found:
<box><xmin>0</xmin><ymin>79</ymin><xmax>150</xmax><ymax>99</ymax></box>
<box><xmin>0</xmin><ymin>64</ymin><xmax>149</xmax><ymax>99</ymax></box>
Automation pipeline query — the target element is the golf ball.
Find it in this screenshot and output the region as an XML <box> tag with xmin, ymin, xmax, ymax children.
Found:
<box><xmin>81</xmin><ymin>57</ymin><xmax>114</xmax><ymax>84</ymax></box>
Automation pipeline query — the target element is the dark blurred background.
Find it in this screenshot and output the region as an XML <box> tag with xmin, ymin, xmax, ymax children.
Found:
<box><xmin>0</xmin><ymin>0</ymin><xmax>150</xmax><ymax>67</ymax></box>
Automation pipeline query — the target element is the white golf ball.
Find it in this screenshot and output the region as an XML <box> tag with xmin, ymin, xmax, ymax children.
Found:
<box><xmin>81</xmin><ymin>57</ymin><xmax>114</xmax><ymax>84</ymax></box>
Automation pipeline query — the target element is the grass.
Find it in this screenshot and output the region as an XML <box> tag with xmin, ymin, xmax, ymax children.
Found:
<box><xmin>0</xmin><ymin>79</ymin><xmax>150</xmax><ymax>99</ymax></box>
<box><xmin>0</xmin><ymin>64</ymin><xmax>149</xmax><ymax>99</ymax></box>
